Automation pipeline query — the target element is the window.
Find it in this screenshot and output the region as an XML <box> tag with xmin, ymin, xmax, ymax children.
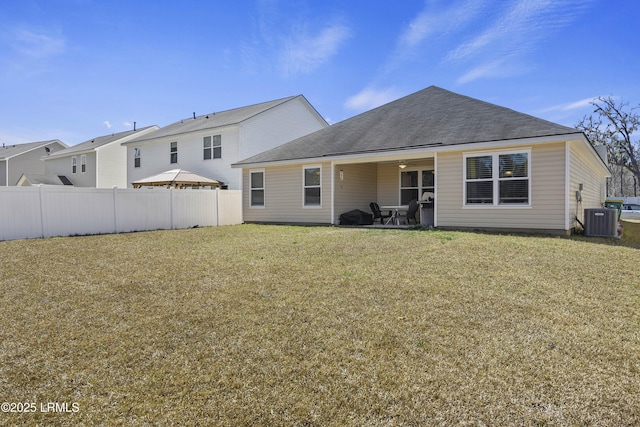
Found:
<box><xmin>250</xmin><ymin>170</ymin><xmax>265</xmax><ymax>207</ymax></box>
<box><xmin>72</xmin><ymin>156</ymin><xmax>77</xmax><ymax>174</ymax></box>
<box><xmin>134</xmin><ymin>148</ymin><xmax>141</xmax><ymax>168</ymax></box>
<box><xmin>203</xmin><ymin>135</ymin><xmax>221</xmax><ymax>160</ymax></box>
<box><xmin>303</xmin><ymin>165</ymin><xmax>321</xmax><ymax>206</ymax></box>
<box><xmin>170</xmin><ymin>141</ymin><xmax>177</xmax><ymax>164</ymax></box>
<box><xmin>464</xmin><ymin>150</ymin><xmax>530</xmax><ymax>206</ymax></box>
<box><xmin>80</xmin><ymin>155</ymin><xmax>86</xmax><ymax>173</ymax></box>
<box><xmin>400</xmin><ymin>169</ymin><xmax>435</xmax><ymax>205</ymax></box>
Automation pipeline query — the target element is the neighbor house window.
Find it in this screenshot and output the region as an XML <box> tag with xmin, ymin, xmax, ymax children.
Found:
<box><xmin>80</xmin><ymin>155</ymin><xmax>86</xmax><ymax>173</ymax></box>
<box><xmin>250</xmin><ymin>169</ymin><xmax>265</xmax><ymax>207</ymax></box>
<box><xmin>464</xmin><ymin>150</ymin><xmax>530</xmax><ymax>206</ymax></box>
<box><xmin>170</xmin><ymin>141</ymin><xmax>177</xmax><ymax>164</ymax></box>
<box><xmin>400</xmin><ymin>169</ymin><xmax>435</xmax><ymax>204</ymax></box>
<box><xmin>72</xmin><ymin>156</ymin><xmax>77</xmax><ymax>174</ymax></box>
<box><xmin>203</xmin><ymin>135</ymin><xmax>221</xmax><ymax>160</ymax></box>
<box><xmin>134</xmin><ymin>148</ymin><xmax>141</xmax><ymax>168</ymax></box>
<box><xmin>303</xmin><ymin>165</ymin><xmax>321</xmax><ymax>206</ymax></box>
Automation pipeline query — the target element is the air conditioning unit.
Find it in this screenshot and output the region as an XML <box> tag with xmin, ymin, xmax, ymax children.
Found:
<box><xmin>584</xmin><ymin>208</ymin><xmax>618</xmax><ymax>237</ymax></box>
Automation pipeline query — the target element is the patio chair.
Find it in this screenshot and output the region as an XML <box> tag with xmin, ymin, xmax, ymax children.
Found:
<box><xmin>398</xmin><ymin>199</ymin><xmax>419</xmax><ymax>225</ymax></box>
<box><xmin>370</xmin><ymin>202</ymin><xmax>392</xmax><ymax>224</ymax></box>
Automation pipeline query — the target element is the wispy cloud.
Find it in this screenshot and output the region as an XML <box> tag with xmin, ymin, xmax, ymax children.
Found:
<box><xmin>446</xmin><ymin>0</ymin><xmax>593</xmax><ymax>83</ymax></box>
<box><xmin>242</xmin><ymin>3</ymin><xmax>351</xmax><ymax>78</ymax></box>
<box><xmin>540</xmin><ymin>97</ymin><xmax>601</xmax><ymax>113</ymax></box>
<box><xmin>281</xmin><ymin>23</ymin><xmax>351</xmax><ymax>77</ymax></box>
<box><xmin>103</xmin><ymin>120</ymin><xmax>112</xmax><ymax>129</ymax></box>
<box><xmin>387</xmin><ymin>0</ymin><xmax>593</xmax><ymax>85</ymax></box>
<box><xmin>344</xmin><ymin>87</ymin><xmax>402</xmax><ymax>112</ymax></box>
<box><xmin>8</xmin><ymin>27</ymin><xmax>66</xmax><ymax>59</ymax></box>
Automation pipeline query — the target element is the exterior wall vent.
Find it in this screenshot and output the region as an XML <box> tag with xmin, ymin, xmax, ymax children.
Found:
<box><xmin>584</xmin><ymin>208</ymin><xmax>618</xmax><ymax>237</ymax></box>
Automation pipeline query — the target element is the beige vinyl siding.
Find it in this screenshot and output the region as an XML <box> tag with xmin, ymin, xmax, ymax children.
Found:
<box><xmin>243</xmin><ymin>162</ymin><xmax>332</xmax><ymax>224</ymax></box>
<box><xmin>569</xmin><ymin>140</ymin><xmax>607</xmax><ymax>228</ymax></box>
<box><xmin>334</xmin><ymin>163</ymin><xmax>377</xmax><ymax>219</ymax></box>
<box><xmin>437</xmin><ymin>142</ymin><xmax>568</xmax><ymax>232</ymax></box>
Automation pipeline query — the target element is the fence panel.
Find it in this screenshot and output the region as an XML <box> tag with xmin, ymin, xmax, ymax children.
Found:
<box><xmin>217</xmin><ymin>189</ymin><xmax>243</xmax><ymax>226</ymax></box>
<box><xmin>172</xmin><ymin>189</ymin><xmax>218</xmax><ymax>229</ymax></box>
<box><xmin>41</xmin><ymin>187</ymin><xmax>116</xmax><ymax>237</ymax></box>
<box><xmin>0</xmin><ymin>187</ymin><xmax>42</xmax><ymax>241</ymax></box>
<box><xmin>115</xmin><ymin>188</ymin><xmax>172</xmax><ymax>233</ymax></box>
<box><xmin>0</xmin><ymin>187</ymin><xmax>243</xmax><ymax>241</ymax></box>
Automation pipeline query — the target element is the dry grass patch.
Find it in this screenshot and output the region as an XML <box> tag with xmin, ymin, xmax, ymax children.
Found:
<box><xmin>0</xmin><ymin>225</ymin><xmax>639</xmax><ymax>425</ymax></box>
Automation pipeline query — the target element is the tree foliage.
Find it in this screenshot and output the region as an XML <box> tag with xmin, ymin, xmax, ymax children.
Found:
<box><xmin>576</xmin><ymin>97</ymin><xmax>640</xmax><ymax>195</ymax></box>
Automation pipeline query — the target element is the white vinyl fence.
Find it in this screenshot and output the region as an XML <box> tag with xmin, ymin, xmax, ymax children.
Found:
<box><xmin>0</xmin><ymin>186</ymin><xmax>242</xmax><ymax>241</ymax></box>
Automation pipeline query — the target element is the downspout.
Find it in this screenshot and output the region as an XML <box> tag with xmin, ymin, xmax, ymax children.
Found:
<box><xmin>564</xmin><ymin>141</ymin><xmax>571</xmax><ymax>231</ymax></box>
<box><xmin>433</xmin><ymin>153</ymin><xmax>438</xmax><ymax>228</ymax></box>
<box><xmin>330</xmin><ymin>162</ymin><xmax>335</xmax><ymax>225</ymax></box>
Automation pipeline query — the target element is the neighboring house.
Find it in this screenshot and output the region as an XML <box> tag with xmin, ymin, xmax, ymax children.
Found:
<box><xmin>122</xmin><ymin>95</ymin><xmax>328</xmax><ymax>190</ymax></box>
<box><xmin>43</xmin><ymin>126</ymin><xmax>158</xmax><ymax>188</ymax></box>
<box><xmin>233</xmin><ymin>86</ymin><xmax>611</xmax><ymax>235</ymax></box>
<box><xmin>0</xmin><ymin>140</ymin><xmax>67</xmax><ymax>186</ymax></box>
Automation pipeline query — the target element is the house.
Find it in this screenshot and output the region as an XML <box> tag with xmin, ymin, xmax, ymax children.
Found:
<box><xmin>232</xmin><ymin>86</ymin><xmax>610</xmax><ymax>235</ymax></box>
<box><xmin>42</xmin><ymin>126</ymin><xmax>158</xmax><ymax>188</ymax></box>
<box><xmin>0</xmin><ymin>140</ymin><xmax>67</xmax><ymax>186</ymax></box>
<box><xmin>122</xmin><ymin>95</ymin><xmax>328</xmax><ymax>190</ymax></box>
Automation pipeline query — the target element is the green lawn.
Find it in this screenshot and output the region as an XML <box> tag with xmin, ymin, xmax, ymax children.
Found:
<box><xmin>0</xmin><ymin>225</ymin><xmax>638</xmax><ymax>425</ymax></box>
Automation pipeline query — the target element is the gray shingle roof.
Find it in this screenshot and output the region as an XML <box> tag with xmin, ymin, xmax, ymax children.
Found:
<box><xmin>47</xmin><ymin>126</ymin><xmax>157</xmax><ymax>158</ymax></box>
<box><xmin>0</xmin><ymin>140</ymin><xmax>66</xmax><ymax>160</ymax></box>
<box><xmin>124</xmin><ymin>96</ymin><xmax>302</xmax><ymax>144</ymax></box>
<box><xmin>234</xmin><ymin>86</ymin><xmax>579</xmax><ymax>165</ymax></box>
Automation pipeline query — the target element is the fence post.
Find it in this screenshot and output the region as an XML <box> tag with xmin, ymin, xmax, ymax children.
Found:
<box><xmin>38</xmin><ymin>184</ymin><xmax>45</xmax><ymax>238</ymax></box>
<box><xmin>113</xmin><ymin>186</ymin><xmax>118</xmax><ymax>234</ymax></box>
<box><xmin>215</xmin><ymin>188</ymin><xmax>220</xmax><ymax>226</ymax></box>
<box><xmin>170</xmin><ymin>187</ymin><xmax>175</xmax><ymax>230</ymax></box>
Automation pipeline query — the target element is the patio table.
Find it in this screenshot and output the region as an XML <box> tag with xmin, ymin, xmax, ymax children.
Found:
<box><xmin>380</xmin><ymin>205</ymin><xmax>409</xmax><ymax>225</ymax></box>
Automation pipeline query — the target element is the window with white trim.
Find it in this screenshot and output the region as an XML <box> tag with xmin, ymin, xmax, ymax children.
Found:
<box><xmin>400</xmin><ymin>169</ymin><xmax>434</xmax><ymax>204</ymax></box>
<box><xmin>203</xmin><ymin>135</ymin><xmax>221</xmax><ymax>160</ymax></box>
<box><xmin>250</xmin><ymin>169</ymin><xmax>265</xmax><ymax>207</ymax></box>
<box><xmin>134</xmin><ymin>148</ymin><xmax>141</xmax><ymax>168</ymax></box>
<box><xmin>170</xmin><ymin>141</ymin><xmax>178</xmax><ymax>164</ymax></box>
<box><xmin>72</xmin><ymin>156</ymin><xmax>77</xmax><ymax>174</ymax></box>
<box><xmin>464</xmin><ymin>150</ymin><xmax>530</xmax><ymax>206</ymax></box>
<box><xmin>303</xmin><ymin>165</ymin><xmax>321</xmax><ymax>206</ymax></box>
<box><xmin>80</xmin><ymin>154</ymin><xmax>86</xmax><ymax>173</ymax></box>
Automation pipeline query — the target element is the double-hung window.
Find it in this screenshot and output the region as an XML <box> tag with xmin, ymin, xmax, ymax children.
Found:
<box><xmin>170</xmin><ymin>142</ymin><xmax>178</xmax><ymax>164</ymax></box>
<box><xmin>80</xmin><ymin>155</ymin><xmax>86</xmax><ymax>173</ymax></box>
<box><xmin>203</xmin><ymin>135</ymin><xmax>222</xmax><ymax>160</ymax></box>
<box><xmin>464</xmin><ymin>150</ymin><xmax>530</xmax><ymax>206</ymax></box>
<box><xmin>134</xmin><ymin>148</ymin><xmax>141</xmax><ymax>168</ymax></box>
<box><xmin>250</xmin><ymin>169</ymin><xmax>265</xmax><ymax>207</ymax></box>
<box><xmin>72</xmin><ymin>156</ymin><xmax>77</xmax><ymax>174</ymax></box>
<box><xmin>303</xmin><ymin>165</ymin><xmax>321</xmax><ymax>206</ymax></box>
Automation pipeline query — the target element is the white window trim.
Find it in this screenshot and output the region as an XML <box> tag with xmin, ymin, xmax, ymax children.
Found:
<box><xmin>170</xmin><ymin>141</ymin><xmax>178</xmax><ymax>164</ymax></box>
<box><xmin>134</xmin><ymin>148</ymin><xmax>141</xmax><ymax>168</ymax></box>
<box><xmin>302</xmin><ymin>164</ymin><xmax>322</xmax><ymax>208</ymax></box>
<box><xmin>72</xmin><ymin>156</ymin><xmax>77</xmax><ymax>174</ymax></box>
<box><xmin>249</xmin><ymin>168</ymin><xmax>265</xmax><ymax>209</ymax></box>
<box><xmin>80</xmin><ymin>154</ymin><xmax>87</xmax><ymax>174</ymax></box>
<box><xmin>398</xmin><ymin>167</ymin><xmax>435</xmax><ymax>205</ymax></box>
<box><xmin>463</xmin><ymin>148</ymin><xmax>532</xmax><ymax>208</ymax></box>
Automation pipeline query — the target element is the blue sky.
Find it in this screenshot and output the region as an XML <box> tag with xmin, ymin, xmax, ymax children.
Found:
<box><xmin>1</xmin><ymin>0</ymin><xmax>639</xmax><ymax>146</ymax></box>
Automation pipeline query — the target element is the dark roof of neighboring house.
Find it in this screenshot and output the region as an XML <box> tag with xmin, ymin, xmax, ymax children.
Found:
<box><xmin>124</xmin><ymin>95</ymin><xmax>320</xmax><ymax>144</ymax></box>
<box><xmin>47</xmin><ymin>126</ymin><xmax>157</xmax><ymax>158</ymax></box>
<box><xmin>0</xmin><ymin>140</ymin><xmax>67</xmax><ymax>160</ymax></box>
<box><xmin>18</xmin><ymin>174</ymin><xmax>73</xmax><ymax>186</ymax></box>
<box><xmin>234</xmin><ymin>86</ymin><xmax>580</xmax><ymax>166</ymax></box>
